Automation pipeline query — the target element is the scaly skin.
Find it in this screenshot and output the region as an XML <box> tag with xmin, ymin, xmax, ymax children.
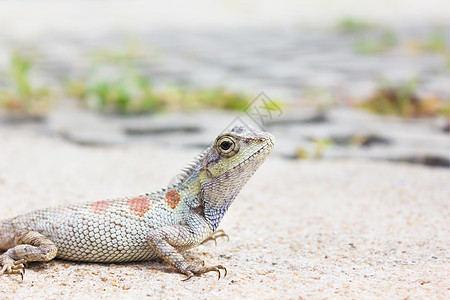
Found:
<box><xmin>0</xmin><ymin>125</ymin><xmax>274</xmax><ymax>279</ymax></box>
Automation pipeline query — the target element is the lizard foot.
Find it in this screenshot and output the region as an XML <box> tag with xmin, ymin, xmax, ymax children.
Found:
<box><xmin>182</xmin><ymin>264</ymin><xmax>227</xmax><ymax>281</ymax></box>
<box><xmin>0</xmin><ymin>255</ymin><xmax>27</xmax><ymax>280</ymax></box>
<box><xmin>201</xmin><ymin>229</ymin><xmax>230</xmax><ymax>246</ymax></box>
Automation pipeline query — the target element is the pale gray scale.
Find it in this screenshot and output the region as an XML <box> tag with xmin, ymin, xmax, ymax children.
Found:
<box><xmin>12</xmin><ymin>205</ymin><xmax>158</xmax><ymax>262</ymax></box>
<box><xmin>5</xmin><ymin>190</ymin><xmax>205</xmax><ymax>263</ymax></box>
<box><xmin>144</xmin><ymin>198</ymin><xmax>185</xmax><ymax>229</ymax></box>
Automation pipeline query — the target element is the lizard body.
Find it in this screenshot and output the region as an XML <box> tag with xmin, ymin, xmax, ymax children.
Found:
<box><xmin>0</xmin><ymin>126</ymin><xmax>274</xmax><ymax>279</ymax></box>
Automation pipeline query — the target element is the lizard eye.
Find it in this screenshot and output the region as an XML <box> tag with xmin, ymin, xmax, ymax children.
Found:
<box><xmin>215</xmin><ymin>135</ymin><xmax>240</xmax><ymax>157</ymax></box>
<box><xmin>220</xmin><ymin>141</ymin><xmax>232</xmax><ymax>150</ymax></box>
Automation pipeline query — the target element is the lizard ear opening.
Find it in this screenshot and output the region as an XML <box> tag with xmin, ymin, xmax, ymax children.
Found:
<box><xmin>215</xmin><ymin>135</ymin><xmax>240</xmax><ymax>158</ymax></box>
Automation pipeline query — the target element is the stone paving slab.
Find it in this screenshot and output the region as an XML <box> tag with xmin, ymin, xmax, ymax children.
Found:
<box><xmin>40</xmin><ymin>103</ymin><xmax>450</xmax><ymax>167</ymax></box>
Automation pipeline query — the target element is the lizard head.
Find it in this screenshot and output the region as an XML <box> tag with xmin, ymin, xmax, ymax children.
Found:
<box><xmin>198</xmin><ymin>125</ymin><xmax>275</xmax><ymax>230</ymax></box>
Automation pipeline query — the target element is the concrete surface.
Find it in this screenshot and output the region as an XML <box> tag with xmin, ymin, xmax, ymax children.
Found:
<box><xmin>0</xmin><ymin>126</ymin><xmax>448</xmax><ymax>299</ymax></box>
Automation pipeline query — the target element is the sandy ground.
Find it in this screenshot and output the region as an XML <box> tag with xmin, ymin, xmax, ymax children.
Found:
<box><xmin>0</xmin><ymin>126</ymin><xmax>449</xmax><ymax>299</ymax></box>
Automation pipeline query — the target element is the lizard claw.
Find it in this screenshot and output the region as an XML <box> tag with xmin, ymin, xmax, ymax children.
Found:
<box><xmin>0</xmin><ymin>255</ymin><xmax>27</xmax><ymax>280</ymax></box>
<box><xmin>182</xmin><ymin>264</ymin><xmax>227</xmax><ymax>281</ymax></box>
<box><xmin>16</xmin><ymin>259</ymin><xmax>28</xmax><ymax>267</ymax></box>
<box><xmin>182</xmin><ymin>272</ymin><xmax>194</xmax><ymax>281</ymax></box>
<box><xmin>209</xmin><ymin>265</ymin><xmax>227</xmax><ymax>280</ymax></box>
<box><xmin>201</xmin><ymin>230</ymin><xmax>230</xmax><ymax>246</ymax></box>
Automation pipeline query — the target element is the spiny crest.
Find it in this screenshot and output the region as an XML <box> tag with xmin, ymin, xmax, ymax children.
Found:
<box><xmin>166</xmin><ymin>148</ymin><xmax>210</xmax><ymax>189</ymax></box>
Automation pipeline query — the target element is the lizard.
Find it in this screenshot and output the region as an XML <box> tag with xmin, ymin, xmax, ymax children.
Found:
<box><xmin>0</xmin><ymin>125</ymin><xmax>274</xmax><ymax>280</ymax></box>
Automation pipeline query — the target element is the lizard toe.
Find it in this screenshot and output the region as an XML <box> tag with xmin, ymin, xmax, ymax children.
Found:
<box><xmin>193</xmin><ymin>260</ymin><xmax>205</xmax><ymax>268</ymax></box>
<box><xmin>13</xmin><ymin>259</ymin><xmax>27</xmax><ymax>266</ymax></box>
<box><xmin>201</xmin><ymin>230</ymin><xmax>230</xmax><ymax>246</ymax></box>
<box><xmin>0</xmin><ymin>255</ymin><xmax>27</xmax><ymax>279</ymax></box>
<box><xmin>187</xmin><ymin>264</ymin><xmax>227</xmax><ymax>280</ymax></box>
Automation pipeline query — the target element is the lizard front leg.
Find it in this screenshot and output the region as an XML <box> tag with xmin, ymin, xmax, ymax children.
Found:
<box><xmin>0</xmin><ymin>230</ymin><xmax>57</xmax><ymax>279</ymax></box>
<box><xmin>147</xmin><ymin>225</ymin><xmax>226</xmax><ymax>280</ymax></box>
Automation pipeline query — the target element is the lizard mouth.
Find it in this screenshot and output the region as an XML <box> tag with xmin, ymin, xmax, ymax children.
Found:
<box><xmin>224</xmin><ymin>137</ymin><xmax>274</xmax><ymax>174</ymax></box>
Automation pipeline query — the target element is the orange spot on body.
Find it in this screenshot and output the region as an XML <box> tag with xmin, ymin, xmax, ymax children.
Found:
<box><xmin>165</xmin><ymin>190</ymin><xmax>181</xmax><ymax>209</ymax></box>
<box><xmin>90</xmin><ymin>200</ymin><xmax>110</xmax><ymax>215</ymax></box>
<box><xmin>127</xmin><ymin>196</ymin><xmax>152</xmax><ymax>217</ymax></box>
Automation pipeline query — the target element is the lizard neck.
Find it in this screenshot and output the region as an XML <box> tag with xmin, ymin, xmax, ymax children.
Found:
<box><xmin>168</xmin><ymin>166</ymin><xmax>236</xmax><ymax>231</ymax></box>
<box><xmin>200</xmin><ymin>160</ymin><xmax>262</xmax><ymax>231</ymax></box>
<box><xmin>173</xmin><ymin>169</ymin><xmax>203</xmax><ymax>209</ymax></box>
<box><xmin>203</xmin><ymin>201</ymin><xmax>234</xmax><ymax>231</ymax></box>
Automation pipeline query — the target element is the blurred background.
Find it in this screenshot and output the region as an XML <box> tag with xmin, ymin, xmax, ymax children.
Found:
<box><xmin>0</xmin><ymin>0</ymin><xmax>449</xmax><ymax>167</ymax></box>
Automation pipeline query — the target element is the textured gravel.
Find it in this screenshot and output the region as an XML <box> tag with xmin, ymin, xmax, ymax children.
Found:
<box><xmin>0</xmin><ymin>126</ymin><xmax>448</xmax><ymax>299</ymax></box>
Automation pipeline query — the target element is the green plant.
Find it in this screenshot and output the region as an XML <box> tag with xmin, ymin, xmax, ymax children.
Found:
<box><xmin>196</xmin><ymin>87</ymin><xmax>250</xmax><ymax>111</ymax></box>
<box><xmin>438</xmin><ymin>101</ymin><xmax>450</xmax><ymax>118</ymax></box>
<box><xmin>67</xmin><ymin>68</ymin><xmax>162</xmax><ymax>114</ymax></box>
<box><xmin>359</xmin><ymin>79</ymin><xmax>447</xmax><ymax>118</ymax></box>
<box><xmin>296</xmin><ymin>139</ymin><xmax>333</xmax><ymax>159</ymax></box>
<box><xmin>0</xmin><ymin>52</ymin><xmax>53</xmax><ymax>118</ymax></box>
<box><xmin>425</xmin><ymin>30</ymin><xmax>447</xmax><ymax>54</ymax></box>
<box><xmin>91</xmin><ymin>39</ymin><xmax>153</xmax><ymax>65</ymax></box>
<box><xmin>338</xmin><ymin>18</ymin><xmax>372</xmax><ymax>33</ymax></box>
<box><xmin>67</xmin><ymin>62</ymin><xmax>272</xmax><ymax>114</ymax></box>
<box><xmin>355</xmin><ymin>30</ymin><xmax>397</xmax><ymax>54</ymax></box>
<box><xmin>406</xmin><ymin>28</ymin><xmax>449</xmax><ymax>58</ymax></box>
